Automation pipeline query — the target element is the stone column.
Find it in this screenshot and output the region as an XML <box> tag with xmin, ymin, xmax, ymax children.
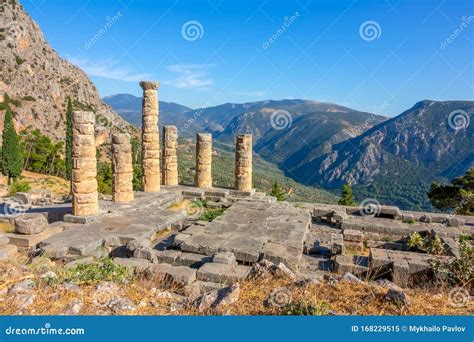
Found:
<box><xmin>162</xmin><ymin>125</ymin><xmax>179</xmax><ymax>186</ymax></box>
<box><xmin>72</xmin><ymin>111</ymin><xmax>98</xmax><ymax>216</ymax></box>
<box><xmin>112</xmin><ymin>133</ymin><xmax>134</xmax><ymax>202</ymax></box>
<box><xmin>195</xmin><ymin>133</ymin><xmax>212</xmax><ymax>188</ymax></box>
<box><xmin>140</xmin><ymin>81</ymin><xmax>160</xmax><ymax>192</ymax></box>
<box><xmin>235</xmin><ymin>134</ymin><xmax>253</xmax><ymax>191</ymax></box>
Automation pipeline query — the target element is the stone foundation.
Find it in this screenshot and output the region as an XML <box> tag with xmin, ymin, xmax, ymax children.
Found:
<box><xmin>72</xmin><ymin>111</ymin><xmax>98</xmax><ymax>216</ymax></box>
<box><xmin>195</xmin><ymin>133</ymin><xmax>212</xmax><ymax>188</ymax></box>
<box><xmin>140</xmin><ymin>81</ymin><xmax>160</xmax><ymax>192</ymax></box>
<box><xmin>162</xmin><ymin>125</ymin><xmax>178</xmax><ymax>186</ymax></box>
<box><xmin>112</xmin><ymin>133</ymin><xmax>134</xmax><ymax>202</ymax></box>
<box><xmin>234</xmin><ymin>134</ymin><xmax>252</xmax><ymax>191</ymax></box>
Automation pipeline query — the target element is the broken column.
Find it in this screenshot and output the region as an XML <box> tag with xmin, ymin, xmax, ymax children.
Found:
<box><xmin>195</xmin><ymin>133</ymin><xmax>212</xmax><ymax>188</ymax></box>
<box><xmin>72</xmin><ymin>111</ymin><xmax>98</xmax><ymax>216</ymax></box>
<box><xmin>140</xmin><ymin>81</ymin><xmax>160</xmax><ymax>192</ymax></box>
<box><xmin>162</xmin><ymin>125</ymin><xmax>179</xmax><ymax>186</ymax></box>
<box><xmin>234</xmin><ymin>134</ymin><xmax>253</xmax><ymax>191</ymax></box>
<box><xmin>112</xmin><ymin>133</ymin><xmax>134</xmax><ymax>202</ymax></box>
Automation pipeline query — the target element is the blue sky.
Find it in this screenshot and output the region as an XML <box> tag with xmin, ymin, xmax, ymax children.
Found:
<box><xmin>22</xmin><ymin>0</ymin><xmax>473</xmax><ymax>116</ymax></box>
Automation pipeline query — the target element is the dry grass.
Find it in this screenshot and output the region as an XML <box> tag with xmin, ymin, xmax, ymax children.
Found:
<box><xmin>0</xmin><ymin>257</ymin><xmax>472</xmax><ymax>316</ymax></box>
<box><xmin>20</xmin><ymin>171</ymin><xmax>70</xmax><ymax>197</ymax></box>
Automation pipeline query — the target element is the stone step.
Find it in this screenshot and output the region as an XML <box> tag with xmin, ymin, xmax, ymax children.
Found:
<box><xmin>196</xmin><ymin>262</ymin><xmax>251</xmax><ymax>285</ymax></box>
<box><xmin>174</xmin><ymin>252</ymin><xmax>212</xmax><ymax>268</ymax></box>
<box><xmin>0</xmin><ymin>244</ymin><xmax>18</xmax><ymax>260</ymax></box>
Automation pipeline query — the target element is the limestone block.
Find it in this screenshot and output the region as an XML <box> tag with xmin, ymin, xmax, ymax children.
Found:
<box><xmin>234</xmin><ymin>134</ymin><xmax>253</xmax><ymax>191</ymax></box>
<box><xmin>14</xmin><ymin>214</ymin><xmax>48</xmax><ymax>235</ymax></box>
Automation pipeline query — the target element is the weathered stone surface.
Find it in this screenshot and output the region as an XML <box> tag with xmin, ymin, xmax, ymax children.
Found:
<box><xmin>195</xmin><ymin>133</ymin><xmax>212</xmax><ymax>188</ymax></box>
<box><xmin>14</xmin><ymin>214</ymin><xmax>48</xmax><ymax>235</ymax></box>
<box><xmin>175</xmin><ymin>252</ymin><xmax>212</xmax><ymax>268</ymax></box>
<box><xmin>155</xmin><ymin>249</ymin><xmax>181</xmax><ymax>264</ymax></box>
<box><xmin>180</xmin><ymin>234</ymin><xmax>227</xmax><ymax>255</ymax></box>
<box><xmin>140</xmin><ymin>81</ymin><xmax>160</xmax><ymax>192</ymax></box>
<box><xmin>0</xmin><ymin>244</ymin><xmax>17</xmax><ymax>260</ymax></box>
<box><xmin>166</xmin><ymin>266</ymin><xmax>197</xmax><ymax>285</ymax></box>
<box><xmin>0</xmin><ymin>235</ymin><xmax>9</xmax><ymax>247</ymax></box>
<box><xmin>112</xmin><ymin>133</ymin><xmax>134</xmax><ymax>203</ymax></box>
<box><xmin>392</xmin><ymin>259</ymin><xmax>409</xmax><ymax>287</ymax></box>
<box><xmin>8</xmin><ymin>279</ymin><xmax>36</xmax><ymax>295</ymax></box>
<box><xmin>220</xmin><ymin>235</ymin><xmax>266</xmax><ymax>263</ymax></box>
<box><xmin>234</xmin><ymin>134</ymin><xmax>253</xmax><ymax>191</ymax></box>
<box><xmin>197</xmin><ymin>262</ymin><xmax>251</xmax><ymax>285</ymax></box>
<box><xmin>133</xmin><ymin>246</ymin><xmax>157</xmax><ymax>262</ymax></box>
<box><xmin>341</xmin><ymin>272</ymin><xmax>363</xmax><ymax>283</ymax></box>
<box><xmin>62</xmin><ymin>299</ymin><xmax>84</xmax><ymax>315</ymax></box>
<box><xmin>162</xmin><ymin>125</ymin><xmax>179</xmax><ymax>186</ymax></box>
<box><xmin>384</xmin><ymin>283</ymin><xmax>410</xmax><ymax>305</ymax></box>
<box><xmin>334</xmin><ymin>255</ymin><xmax>369</xmax><ymax>276</ymax></box>
<box><xmin>213</xmin><ymin>251</ymin><xmax>236</xmax><ymax>266</ymax></box>
<box><xmin>184</xmin><ymin>280</ymin><xmax>226</xmax><ymax>298</ymax></box>
<box><xmin>72</xmin><ymin>111</ymin><xmax>98</xmax><ymax>216</ymax></box>
<box><xmin>113</xmin><ymin>257</ymin><xmax>153</xmax><ymax>272</ymax></box>
<box><xmin>194</xmin><ymin>283</ymin><xmax>240</xmax><ymax>311</ymax></box>
<box><xmin>343</xmin><ymin>229</ymin><xmax>363</xmax><ymax>242</ymax></box>
<box><xmin>7</xmin><ymin>226</ymin><xmax>63</xmax><ymax>248</ymax></box>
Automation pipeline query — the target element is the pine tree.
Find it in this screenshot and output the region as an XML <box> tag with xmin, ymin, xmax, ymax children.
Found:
<box><xmin>338</xmin><ymin>183</ymin><xmax>355</xmax><ymax>206</ymax></box>
<box><xmin>65</xmin><ymin>97</ymin><xmax>73</xmax><ymax>180</ymax></box>
<box><xmin>270</xmin><ymin>180</ymin><xmax>286</xmax><ymax>201</ymax></box>
<box><xmin>2</xmin><ymin>109</ymin><xmax>24</xmax><ymax>183</ymax></box>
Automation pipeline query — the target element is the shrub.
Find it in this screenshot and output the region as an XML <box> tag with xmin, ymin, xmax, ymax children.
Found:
<box><xmin>199</xmin><ymin>208</ymin><xmax>225</xmax><ymax>222</ymax></box>
<box><xmin>407</xmin><ymin>232</ymin><xmax>445</xmax><ymax>255</ymax></box>
<box><xmin>8</xmin><ymin>179</ymin><xmax>30</xmax><ymax>196</ymax></box>
<box><xmin>285</xmin><ymin>301</ymin><xmax>329</xmax><ymax>315</ymax></box>
<box><xmin>430</xmin><ymin>239</ymin><xmax>473</xmax><ymax>286</ymax></box>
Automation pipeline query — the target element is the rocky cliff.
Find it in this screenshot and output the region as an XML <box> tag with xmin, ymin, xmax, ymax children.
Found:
<box><xmin>0</xmin><ymin>0</ymin><xmax>135</xmax><ymax>144</ymax></box>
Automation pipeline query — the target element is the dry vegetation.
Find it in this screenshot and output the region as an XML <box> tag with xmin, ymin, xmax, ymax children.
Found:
<box><xmin>0</xmin><ymin>255</ymin><xmax>471</xmax><ymax>316</ymax></box>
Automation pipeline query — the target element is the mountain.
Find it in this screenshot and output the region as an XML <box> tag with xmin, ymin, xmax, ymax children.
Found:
<box><xmin>0</xmin><ymin>0</ymin><xmax>134</xmax><ymax>144</ymax></box>
<box><xmin>103</xmin><ymin>94</ymin><xmax>192</xmax><ymax>127</ymax></box>
<box><xmin>296</xmin><ymin>100</ymin><xmax>474</xmax><ymax>210</ymax></box>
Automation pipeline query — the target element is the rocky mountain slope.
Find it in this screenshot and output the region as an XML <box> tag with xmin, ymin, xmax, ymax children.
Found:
<box><xmin>0</xmin><ymin>0</ymin><xmax>134</xmax><ymax>144</ymax></box>
<box><xmin>103</xmin><ymin>94</ymin><xmax>191</xmax><ymax>127</ymax></box>
<box><xmin>297</xmin><ymin>100</ymin><xmax>474</xmax><ymax>210</ymax></box>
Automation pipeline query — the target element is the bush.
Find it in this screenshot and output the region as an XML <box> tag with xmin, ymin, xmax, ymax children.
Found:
<box><xmin>407</xmin><ymin>232</ymin><xmax>445</xmax><ymax>255</ymax></box>
<box><xmin>285</xmin><ymin>301</ymin><xmax>329</xmax><ymax>315</ymax></box>
<box><xmin>8</xmin><ymin>179</ymin><xmax>30</xmax><ymax>195</ymax></box>
<box><xmin>97</xmin><ymin>162</ymin><xmax>112</xmax><ymax>194</ymax></box>
<box><xmin>60</xmin><ymin>258</ymin><xmax>134</xmax><ymax>285</ymax></box>
<box><xmin>199</xmin><ymin>208</ymin><xmax>225</xmax><ymax>222</ymax></box>
<box><xmin>430</xmin><ymin>239</ymin><xmax>473</xmax><ymax>287</ymax></box>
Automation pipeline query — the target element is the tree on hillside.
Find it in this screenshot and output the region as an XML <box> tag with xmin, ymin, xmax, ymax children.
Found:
<box><xmin>2</xmin><ymin>109</ymin><xmax>24</xmax><ymax>183</ymax></box>
<box><xmin>270</xmin><ymin>180</ymin><xmax>286</xmax><ymax>201</ymax></box>
<box><xmin>428</xmin><ymin>168</ymin><xmax>474</xmax><ymax>216</ymax></box>
<box><xmin>338</xmin><ymin>183</ymin><xmax>356</xmax><ymax>206</ymax></box>
<box><xmin>65</xmin><ymin>97</ymin><xmax>73</xmax><ymax>180</ymax></box>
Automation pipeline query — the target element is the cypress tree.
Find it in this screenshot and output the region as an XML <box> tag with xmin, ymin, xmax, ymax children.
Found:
<box><xmin>270</xmin><ymin>180</ymin><xmax>286</xmax><ymax>201</ymax></box>
<box><xmin>338</xmin><ymin>183</ymin><xmax>356</xmax><ymax>206</ymax></box>
<box><xmin>2</xmin><ymin>109</ymin><xmax>24</xmax><ymax>183</ymax></box>
<box><xmin>65</xmin><ymin>97</ymin><xmax>73</xmax><ymax>180</ymax></box>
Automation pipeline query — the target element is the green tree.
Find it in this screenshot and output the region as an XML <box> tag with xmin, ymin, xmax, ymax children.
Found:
<box><xmin>338</xmin><ymin>183</ymin><xmax>356</xmax><ymax>206</ymax></box>
<box><xmin>270</xmin><ymin>180</ymin><xmax>286</xmax><ymax>201</ymax></box>
<box><xmin>2</xmin><ymin>109</ymin><xmax>24</xmax><ymax>183</ymax></box>
<box><xmin>65</xmin><ymin>97</ymin><xmax>73</xmax><ymax>180</ymax></box>
<box><xmin>428</xmin><ymin>168</ymin><xmax>474</xmax><ymax>215</ymax></box>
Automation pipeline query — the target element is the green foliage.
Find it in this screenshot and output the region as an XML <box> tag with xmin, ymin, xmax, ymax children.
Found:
<box><xmin>21</xmin><ymin>96</ymin><xmax>35</xmax><ymax>102</ymax></box>
<box><xmin>97</xmin><ymin>162</ymin><xmax>112</xmax><ymax>194</ymax></box>
<box><xmin>65</xmin><ymin>98</ymin><xmax>73</xmax><ymax>181</ymax></box>
<box><xmin>338</xmin><ymin>183</ymin><xmax>356</xmax><ymax>206</ymax></box>
<box><xmin>131</xmin><ymin>138</ymin><xmax>142</xmax><ymax>191</ymax></box>
<box><xmin>403</xmin><ymin>217</ymin><xmax>416</xmax><ymax>224</ymax></box>
<box><xmin>20</xmin><ymin>128</ymin><xmax>65</xmax><ymax>177</ymax></box>
<box><xmin>60</xmin><ymin>257</ymin><xmax>134</xmax><ymax>285</ymax></box>
<box><xmin>133</xmin><ymin>164</ymin><xmax>142</xmax><ymax>191</ymax></box>
<box><xmin>270</xmin><ymin>180</ymin><xmax>286</xmax><ymax>201</ymax></box>
<box><xmin>198</xmin><ymin>208</ymin><xmax>225</xmax><ymax>222</ymax></box>
<box><xmin>0</xmin><ymin>93</ymin><xmax>21</xmax><ymax>110</ymax></box>
<box><xmin>8</xmin><ymin>179</ymin><xmax>30</xmax><ymax>196</ymax></box>
<box><xmin>14</xmin><ymin>54</ymin><xmax>24</xmax><ymax>65</ymax></box>
<box><xmin>2</xmin><ymin>109</ymin><xmax>24</xmax><ymax>180</ymax></box>
<box><xmin>285</xmin><ymin>301</ymin><xmax>329</xmax><ymax>315</ymax></box>
<box><xmin>430</xmin><ymin>239</ymin><xmax>473</xmax><ymax>286</ymax></box>
<box><xmin>428</xmin><ymin>168</ymin><xmax>474</xmax><ymax>216</ymax></box>
<box><xmin>407</xmin><ymin>232</ymin><xmax>445</xmax><ymax>255</ymax></box>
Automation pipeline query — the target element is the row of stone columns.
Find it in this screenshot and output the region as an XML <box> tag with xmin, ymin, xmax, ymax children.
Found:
<box><xmin>70</xmin><ymin>80</ymin><xmax>253</xmax><ymax>216</ymax></box>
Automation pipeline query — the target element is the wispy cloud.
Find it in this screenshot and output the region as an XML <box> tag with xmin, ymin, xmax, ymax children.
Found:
<box><xmin>162</xmin><ymin>64</ymin><xmax>214</xmax><ymax>89</ymax></box>
<box><xmin>67</xmin><ymin>57</ymin><xmax>151</xmax><ymax>82</ymax></box>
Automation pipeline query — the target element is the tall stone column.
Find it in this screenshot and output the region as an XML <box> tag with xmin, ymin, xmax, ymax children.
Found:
<box><xmin>162</xmin><ymin>125</ymin><xmax>179</xmax><ymax>186</ymax></box>
<box><xmin>140</xmin><ymin>81</ymin><xmax>160</xmax><ymax>192</ymax></box>
<box><xmin>72</xmin><ymin>111</ymin><xmax>98</xmax><ymax>216</ymax></box>
<box><xmin>235</xmin><ymin>134</ymin><xmax>253</xmax><ymax>191</ymax></box>
<box><xmin>195</xmin><ymin>133</ymin><xmax>212</xmax><ymax>188</ymax></box>
<box><xmin>112</xmin><ymin>133</ymin><xmax>134</xmax><ymax>202</ymax></box>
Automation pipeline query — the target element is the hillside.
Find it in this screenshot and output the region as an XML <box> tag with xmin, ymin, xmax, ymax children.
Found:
<box><xmin>0</xmin><ymin>0</ymin><xmax>135</xmax><ymax>144</ymax></box>
<box><xmin>297</xmin><ymin>100</ymin><xmax>474</xmax><ymax>210</ymax></box>
<box><xmin>103</xmin><ymin>94</ymin><xmax>191</xmax><ymax>128</ymax></box>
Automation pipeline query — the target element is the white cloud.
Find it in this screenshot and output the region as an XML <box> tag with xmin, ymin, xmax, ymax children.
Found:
<box><xmin>67</xmin><ymin>57</ymin><xmax>151</xmax><ymax>82</ymax></box>
<box><xmin>162</xmin><ymin>64</ymin><xmax>214</xmax><ymax>89</ymax></box>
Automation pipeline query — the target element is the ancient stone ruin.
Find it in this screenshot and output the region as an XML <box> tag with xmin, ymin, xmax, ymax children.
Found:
<box><xmin>0</xmin><ymin>80</ymin><xmax>472</xmax><ymax>299</ymax></box>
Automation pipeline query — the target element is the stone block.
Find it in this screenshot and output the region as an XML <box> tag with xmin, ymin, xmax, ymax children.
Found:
<box><xmin>213</xmin><ymin>251</ymin><xmax>236</xmax><ymax>266</ymax></box>
<box><xmin>180</xmin><ymin>234</ymin><xmax>227</xmax><ymax>255</ymax></box>
<box><xmin>133</xmin><ymin>247</ymin><xmax>157</xmax><ymax>262</ymax></box>
<box><xmin>220</xmin><ymin>235</ymin><xmax>266</xmax><ymax>262</ymax></box>
<box><xmin>14</xmin><ymin>214</ymin><xmax>48</xmax><ymax>235</ymax></box>
<box><xmin>334</xmin><ymin>255</ymin><xmax>369</xmax><ymax>276</ymax></box>
<box><xmin>0</xmin><ymin>235</ymin><xmax>9</xmax><ymax>247</ymax></box>
<box><xmin>343</xmin><ymin>229</ymin><xmax>363</xmax><ymax>242</ymax></box>
<box><xmin>7</xmin><ymin>226</ymin><xmax>63</xmax><ymax>248</ymax></box>
<box><xmin>197</xmin><ymin>262</ymin><xmax>251</xmax><ymax>285</ymax></box>
<box><xmin>447</xmin><ymin>217</ymin><xmax>465</xmax><ymax>227</ymax></box>
<box><xmin>166</xmin><ymin>266</ymin><xmax>197</xmax><ymax>285</ymax></box>
<box><xmin>113</xmin><ymin>257</ymin><xmax>153</xmax><ymax>272</ymax></box>
<box><xmin>392</xmin><ymin>259</ymin><xmax>409</xmax><ymax>287</ymax></box>
<box><xmin>330</xmin><ymin>233</ymin><xmax>344</xmax><ymax>255</ymax></box>
<box><xmin>0</xmin><ymin>244</ymin><xmax>17</xmax><ymax>260</ymax></box>
<box><xmin>155</xmin><ymin>249</ymin><xmax>181</xmax><ymax>264</ymax></box>
<box><xmin>261</xmin><ymin>241</ymin><xmax>301</xmax><ymax>267</ymax></box>
<box><xmin>175</xmin><ymin>252</ymin><xmax>212</xmax><ymax>268</ymax></box>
